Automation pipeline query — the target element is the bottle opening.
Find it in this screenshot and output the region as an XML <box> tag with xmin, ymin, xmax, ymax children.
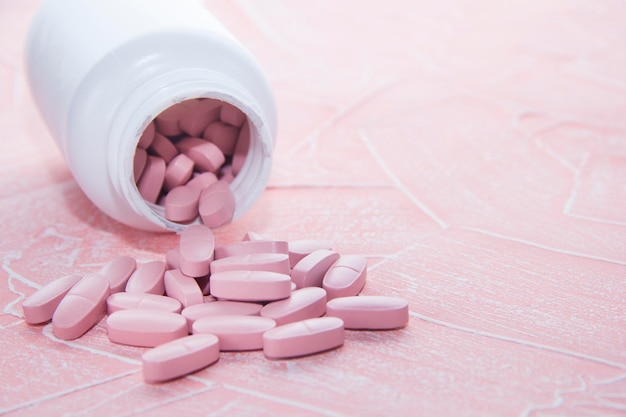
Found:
<box><xmin>133</xmin><ymin>97</ymin><xmax>251</xmax><ymax>228</ymax></box>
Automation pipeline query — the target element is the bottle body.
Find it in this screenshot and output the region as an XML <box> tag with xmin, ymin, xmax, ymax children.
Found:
<box><xmin>25</xmin><ymin>0</ymin><xmax>277</xmax><ymax>232</ymax></box>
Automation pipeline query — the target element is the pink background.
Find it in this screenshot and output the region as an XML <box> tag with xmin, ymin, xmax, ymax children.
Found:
<box><xmin>1</xmin><ymin>1</ymin><xmax>625</xmax><ymax>416</ymax></box>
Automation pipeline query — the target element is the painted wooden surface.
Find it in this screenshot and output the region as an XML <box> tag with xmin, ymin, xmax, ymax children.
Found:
<box><xmin>1</xmin><ymin>1</ymin><xmax>625</xmax><ymax>416</ymax></box>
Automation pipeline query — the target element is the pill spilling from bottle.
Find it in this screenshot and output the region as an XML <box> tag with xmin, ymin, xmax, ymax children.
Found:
<box><xmin>135</xmin><ymin>98</ymin><xmax>250</xmax><ymax>228</ymax></box>
<box><xmin>22</xmin><ymin>226</ymin><xmax>410</xmax><ymax>383</ymax></box>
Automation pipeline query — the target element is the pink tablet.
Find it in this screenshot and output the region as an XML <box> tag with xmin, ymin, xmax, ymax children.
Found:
<box><xmin>106</xmin><ymin>292</ymin><xmax>181</xmax><ymax>315</ymax></box>
<box><xmin>164</xmin><ymin>185</ymin><xmax>200</xmax><ymax>223</ymax></box>
<box><xmin>214</xmin><ymin>240</ymin><xmax>289</xmax><ymax>260</ymax></box>
<box><xmin>164</xmin><ymin>269</ymin><xmax>204</xmax><ymax>308</ymax></box>
<box><xmin>209</xmin><ymin>270</ymin><xmax>292</xmax><ymax>302</ymax></box>
<box><xmin>142</xmin><ymin>334</ymin><xmax>220</xmax><ymax>383</ymax></box>
<box><xmin>290</xmin><ymin>249</ymin><xmax>340</xmax><ymax>289</ymax></box>
<box><xmin>192</xmin><ymin>315</ymin><xmax>276</xmax><ymax>351</ymax></box>
<box><xmin>99</xmin><ymin>256</ymin><xmax>137</xmax><ymax>294</ymax></box>
<box><xmin>149</xmin><ymin>133</ymin><xmax>178</xmax><ymax>163</ymax></box>
<box><xmin>137</xmin><ymin>155</ymin><xmax>166</xmax><ymax>204</ymax></box>
<box><xmin>198</xmin><ymin>180</ymin><xmax>235</xmax><ymax>228</ymax></box>
<box><xmin>163</xmin><ymin>153</ymin><xmax>194</xmax><ymax>191</ymax></box>
<box><xmin>260</xmin><ymin>287</ymin><xmax>327</xmax><ymax>326</ymax></box>
<box><xmin>106</xmin><ymin>309</ymin><xmax>188</xmax><ymax>347</ymax></box>
<box><xmin>263</xmin><ymin>317</ymin><xmax>345</xmax><ymax>359</ymax></box>
<box><xmin>322</xmin><ymin>255</ymin><xmax>367</xmax><ymax>300</ymax></box>
<box><xmin>181</xmin><ymin>300</ymin><xmax>263</xmax><ymax>332</ymax></box>
<box><xmin>52</xmin><ymin>273</ymin><xmax>110</xmax><ymax>340</ymax></box>
<box><xmin>125</xmin><ymin>260</ymin><xmax>166</xmax><ymax>295</ymax></box>
<box><xmin>209</xmin><ymin>253</ymin><xmax>291</xmax><ymax>275</ymax></box>
<box><xmin>325</xmin><ymin>296</ymin><xmax>409</xmax><ymax>330</ymax></box>
<box><xmin>288</xmin><ymin>240</ymin><xmax>333</xmax><ymax>267</ymax></box>
<box><xmin>22</xmin><ymin>274</ymin><xmax>82</xmax><ymax>325</ymax></box>
<box><xmin>137</xmin><ymin>121</ymin><xmax>155</xmax><ymax>149</ymax></box>
<box><xmin>178</xmin><ymin>224</ymin><xmax>215</xmax><ymax>277</ymax></box>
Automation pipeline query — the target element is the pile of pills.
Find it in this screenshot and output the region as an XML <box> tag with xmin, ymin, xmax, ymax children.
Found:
<box><xmin>135</xmin><ymin>98</ymin><xmax>250</xmax><ymax>227</ymax></box>
<box><xmin>22</xmin><ymin>225</ymin><xmax>409</xmax><ymax>383</ymax></box>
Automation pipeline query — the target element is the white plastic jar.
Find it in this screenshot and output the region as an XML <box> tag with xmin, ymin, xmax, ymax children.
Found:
<box><xmin>25</xmin><ymin>0</ymin><xmax>277</xmax><ymax>232</ymax></box>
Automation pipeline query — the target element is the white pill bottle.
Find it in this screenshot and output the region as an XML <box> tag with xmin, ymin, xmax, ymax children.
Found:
<box><xmin>25</xmin><ymin>0</ymin><xmax>277</xmax><ymax>232</ymax></box>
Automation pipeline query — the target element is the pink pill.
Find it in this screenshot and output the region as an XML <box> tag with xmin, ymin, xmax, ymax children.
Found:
<box><xmin>125</xmin><ymin>260</ymin><xmax>166</xmax><ymax>295</ymax></box>
<box><xmin>138</xmin><ymin>121</ymin><xmax>155</xmax><ymax>149</ymax></box>
<box><xmin>163</xmin><ymin>153</ymin><xmax>194</xmax><ymax>191</ymax></box>
<box><xmin>137</xmin><ymin>155</ymin><xmax>166</xmax><ymax>204</ymax></box>
<box><xmin>322</xmin><ymin>255</ymin><xmax>367</xmax><ymax>300</ymax></box>
<box><xmin>210</xmin><ymin>253</ymin><xmax>291</xmax><ymax>275</ymax></box>
<box><xmin>155</xmin><ymin>102</ymin><xmax>186</xmax><ymax>137</ymax></box>
<box><xmin>325</xmin><ymin>296</ymin><xmax>409</xmax><ymax>330</ymax></box>
<box><xmin>164</xmin><ymin>269</ymin><xmax>203</xmax><ymax>308</ymax></box>
<box><xmin>186</xmin><ymin>172</ymin><xmax>218</xmax><ymax>194</ymax></box>
<box><xmin>214</xmin><ymin>240</ymin><xmax>289</xmax><ymax>260</ymax></box>
<box><xmin>181</xmin><ymin>300</ymin><xmax>263</xmax><ymax>332</ymax></box>
<box><xmin>22</xmin><ymin>274</ymin><xmax>82</xmax><ymax>325</ymax></box>
<box><xmin>178</xmin><ymin>224</ymin><xmax>215</xmax><ymax>277</ymax></box>
<box><xmin>203</xmin><ymin>121</ymin><xmax>239</xmax><ymax>156</ymax></box>
<box><xmin>288</xmin><ymin>240</ymin><xmax>333</xmax><ymax>267</ymax></box>
<box><xmin>184</xmin><ymin>141</ymin><xmax>225</xmax><ymax>173</ymax></box>
<box><xmin>232</xmin><ymin>121</ymin><xmax>250</xmax><ymax>176</ymax></box>
<box><xmin>164</xmin><ymin>185</ymin><xmax>200</xmax><ymax>223</ymax></box>
<box><xmin>106</xmin><ymin>309</ymin><xmax>188</xmax><ymax>347</ymax></box>
<box><xmin>175</xmin><ymin>136</ymin><xmax>206</xmax><ymax>153</ymax></box>
<box><xmin>220</xmin><ymin>101</ymin><xmax>246</xmax><ymax>127</ymax></box>
<box><xmin>179</xmin><ymin>99</ymin><xmax>221</xmax><ymax>138</ymax></box>
<box><xmin>52</xmin><ymin>273</ymin><xmax>110</xmax><ymax>340</ymax></box>
<box><xmin>210</xmin><ymin>271</ymin><xmax>292</xmax><ymax>302</ymax></box>
<box><xmin>142</xmin><ymin>334</ymin><xmax>220</xmax><ymax>383</ymax></box>
<box><xmin>260</xmin><ymin>287</ymin><xmax>327</xmax><ymax>326</ymax></box>
<box><xmin>198</xmin><ymin>180</ymin><xmax>235</xmax><ymax>228</ymax></box>
<box><xmin>99</xmin><ymin>256</ymin><xmax>137</xmax><ymax>294</ymax></box>
<box><xmin>165</xmin><ymin>249</ymin><xmax>181</xmax><ymax>270</ymax></box>
<box><xmin>263</xmin><ymin>317</ymin><xmax>344</xmax><ymax>359</ymax></box>
<box><xmin>133</xmin><ymin>148</ymin><xmax>148</xmax><ymax>181</ymax></box>
<box><xmin>291</xmin><ymin>249</ymin><xmax>340</xmax><ymax>289</ymax></box>
<box><xmin>192</xmin><ymin>315</ymin><xmax>276</xmax><ymax>351</ymax></box>
<box><xmin>149</xmin><ymin>133</ymin><xmax>178</xmax><ymax>163</ymax></box>
<box><xmin>106</xmin><ymin>292</ymin><xmax>181</xmax><ymax>315</ymax></box>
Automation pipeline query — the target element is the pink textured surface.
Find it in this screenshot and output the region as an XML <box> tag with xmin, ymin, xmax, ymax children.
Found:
<box><xmin>1</xmin><ymin>1</ymin><xmax>625</xmax><ymax>416</ymax></box>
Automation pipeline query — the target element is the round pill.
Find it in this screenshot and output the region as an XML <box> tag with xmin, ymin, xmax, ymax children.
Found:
<box><xmin>142</xmin><ymin>334</ymin><xmax>220</xmax><ymax>383</ymax></box>
<box><xmin>219</xmin><ymin>101</ymin><xmax>246</xmax><ymax>127</ymax></box>
<box><xmin>52</xmin><ymin>273</ymin><xmax>110</xmax><ymax>340</ymax></box>
<box><xmin>203</xmin><ymin>121</ymin><xmax>239</xmax><ymax>156</ymax></box>
<box><xmin>184</xmin><ymin>141</ymin><xmax>225</xmax><ymax>172</ymax></box>
<box><xmin>325</xmin><ymin>296</ymin><xmax>409</xmax><ymax>330</ymax></box>
<box><xmin>180</xmin><ymin>99</ymin><xmax>221</xmax><ymax>137</ymax></box>
<box><xmin>154</xmin><ymin>102</ymin><xmax>186</xmax><ymax>137</ymax></box>
<box><xmin>186</xmin><ymin>171</ymin><xmax>219</xmax><ymax>194</ymax></box>
<box><xmin>149</xmin><ymin>133</ymin><xmax>178</xmax><ymax>163</ymax></box>
<box><xmin>163</xmin><ymin>153</ymin><xmax>194</xmax><ymax>191</ymax></box>
<box><xmin>263</xmin><ymin>317</ymin><xmax>345</xmax><ymax>359</ymax></box>
<box><xmin>22</xmin><ymin>274</ymin><xmax>82</xmax><ymax>325</ymax></box>
<box><xmin>192</xmin><ymin>315</ymin><xmax>276</xmax><ymax>351</ymax></box>
<box><xmin>107</xmin><ymin>309</ymin><xmax>188</xmax><ymax>347</ymax></box>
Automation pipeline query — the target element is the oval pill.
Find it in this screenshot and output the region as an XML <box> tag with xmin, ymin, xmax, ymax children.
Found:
<box><xmin>192</xmin><ymin>315</ymin><xmax>276</xmax><ymax>351</ymax></box>
<box><xmin>210</xmin><ymin>253</ymin><xmax>290</xmax><ymax>275</ymax></box>
<box><xmin>100</xmin><ymin>256</ymin><xmax>137</xmax><ymax>294</ymax></box>
<box><xmin>180</xmin><ymin>99</ymin><xmax>221</xmax><ymax>137</ymax></box>
<box><xmin>142</xmin><ymin>334</ymin><xmax>220</xmax><ymax>383</ymax></box>
<box><xmin>204</xmin><ymin>120</ymin><xmax>238</xmax><ymax>156</ymax></box>
<box><xmin>179</xmin><ymin>224</ymin><xmax>215</xmax><ymax>277</ymax></box>
<box><xmin>163</xmin><ymin>153</ymin><xmax>194</xmax><ymax>191</ymax></box>
<box><xmin>263</xmin><ymin>317</ymin><xmax>345</xmax><ymax>359</ymax></box>
<box><xmin>214</xmin><ymin>240</ymin><xmax>289</xmax><ymax>260</ymax></box>
<box><xmin>260</xmin><ymin>287</ymin><xmax>327</xmax><ymax>326</ymax></box>
<box><xmin>322</xmin><ymin>255</ymin><xmax>367</xmax><ymax>300</ymax></box>
<box><xmin>325</xmin><ymin>296</ymin><xmax>409</xmax><ymax>330</ymax></box>
<box><xmin>125</xmin><ymin>260</ymin><xmax>166</xmax><ymax>295</ymax></box>
<box><xmin>288</xmin><ymin>240</ymin><xmax>333</xmax><ymax>267</ymax></box>
<box><xmin>291</xmin><ymin>249</ymin><xmax>340</xmax><ymax>289</ymax></box>
<box><xmin>22</xmin><ymin>274</ymin><xmax>82</xmax><ymax>325</ymax></box>
<box><xmin>220</xmin><ymin>101</ymin><xmax>246</xmax><ymax>127</ymax></box>
<box><xmin>209</xmin><ymin>271</ymin><xmax>292</xmax><ymax>302</ymax></box>
<box><xmin>181</xmin><ymin>301</ymin><xmax>263</xmax><ymax>332</ymax></box>
<box><xmin>184</xmin><ymin>141</ymin><xmax>225</xmax><ymax>172</ymax></box>
<box><xmin>52</xmin><ymin>273</ymin><xmax>110</xmax><ymax>340</ymax></box>
<box><xmin>107</xmin><ymin>309</ymin><xmax>188</xmax><ymax>347</ymax></box>
<box><xmin>133</xmin><ymin>147</ymin><xmax>148</xmax><ymax>180</ymax></box>
<box><xmin>106</xmin><ymin>292</ymin><xmax>181</xmax><ymax>315</ymax></box>
<box><xmin>232</xmin><ymin>121</ymin><xmax>250</xmax><ymax>176</ymax></box>
<box><xmin>164</xmin><ymin>269</ymin><xmax>203</xmax><ymax>308</ymax></box>
<box><xmin>164</xmin><ymin>185</ymin><xmax>200</xmax><ymax>223</ymax></box>
<box><xmin>198</xmin><ymin>180</ymin><xmax>235</xmax><ymax>228</ymax></box>
<box><xmin>138</xmin><ymin>121</ymin><xmax>155</xmax><ymax>149</ymax></box>
<box><xmin>137</xmin><ymin>155</ymin><xmax>166</xmax><ymax>203</ymax></box>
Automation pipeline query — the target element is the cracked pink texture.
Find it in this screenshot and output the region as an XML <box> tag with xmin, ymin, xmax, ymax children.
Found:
<box><xmin>2</xmin><ymin>1</ymin><xmax>626</xmax><ymax>416</ymax></box>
